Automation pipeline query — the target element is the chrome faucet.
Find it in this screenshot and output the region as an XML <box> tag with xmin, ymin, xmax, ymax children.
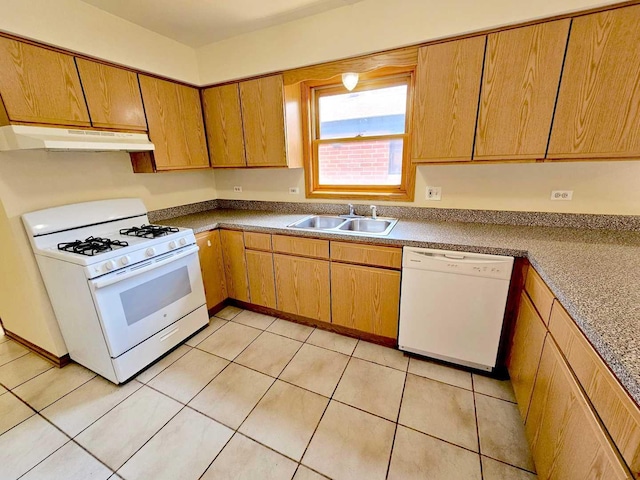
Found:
<box><xmin>348</xmin><ymin>204</ymin><xmax>355</xmax><ymax>216</ymax></box>
<box><xmin>370</xmin><ymin>205</ymin><xmax>378</xmax><ymax>220</ymax></box>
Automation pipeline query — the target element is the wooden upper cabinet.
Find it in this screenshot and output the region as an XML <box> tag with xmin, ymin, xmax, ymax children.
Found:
<box><xmin>548</xmin><ymin>5</ymin><xmax>640</xmax><ymax>159</ymax></box>
<box><xmin>412</xmin><ymin>36</ymin><xmax>485</xmax><ymax>162</ymax></box>
<box><xmin>0</xmin><ymin>38</ymin><xmax>90</xmax><ymax>127</ymax></box>
<box><xmin>76</xmin><ymin>59</ymin><xmax>146</xmax><ymax>131</ymax></box>
<box><xmin>136</xmin><ymin>75</ymin><xmax>209</xmax><ymax>171</ymax></box>
<box><xmin>201</xmin><ymin>83</ymin><xmax>247</xmax><ymax>167</ymax></box>
<box><xmin>475</xmin><ymin>20</ymin><xmax>570</xmax><ymax>160</ymax></box>
<box><xmin>239</xmin><ymin>74</ymin><xmax>289</xmax><ymax>167</ymax></box>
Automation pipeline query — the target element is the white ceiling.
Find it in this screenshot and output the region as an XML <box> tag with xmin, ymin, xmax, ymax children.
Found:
<box><xmin>80</xmin><ymin>0</ymin><xmax>362</xmax><ymax>47</ymax></box>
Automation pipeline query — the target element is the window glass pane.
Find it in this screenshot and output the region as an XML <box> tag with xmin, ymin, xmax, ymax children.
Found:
<box><xmin>318</xmin><ymin>85</ymin><xmax>407</xmax><ymax>139</ymax></box>
<box><xmin>318</xmin><ymin>139</ymin><xmax>403</xmax><ymax>186</ymax></box>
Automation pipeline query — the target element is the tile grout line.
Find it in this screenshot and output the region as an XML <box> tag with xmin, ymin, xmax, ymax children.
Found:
<box><xmin>471</xmin><ymin>374</ymin><xmax>485</xmax><ymax>480</ymax></box>
<box><xmin>384</xmin><ymin>365</ymin><xmax>409</xmax><ymax>479</ymax></box>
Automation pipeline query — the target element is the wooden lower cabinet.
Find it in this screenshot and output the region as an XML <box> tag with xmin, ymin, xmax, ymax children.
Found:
<box><xmin>195</xmin><ymin>231</ymin><xmax>227</xmax><ymax>309</ymax></box>
<box><xmin>246</xmin><ymin>250</ymin><xmax>276</xmax><ymax>309</ymax></box>
<box><xmin>507</xmin><ymin>292</ymin><xmax>548</xmax><ymax>420</ymax></box>
<box><xmin>273</xmin><ymin>254</ymin><xmax>330</xmax><ymax>322</ymax></box>
<box><xmin>219</xmin><ymin>230</ymin><xmax>250</xmax><ymax>302</ymax></box>
<box><xmin>331</xmin><ymin>263</ymin><xmax>400</xmax><ymax>339</ymax></box>
<box><xmin>525</xmin><ymin>337</ymin><xmax>631</xmax><ymax>480</ymax></box>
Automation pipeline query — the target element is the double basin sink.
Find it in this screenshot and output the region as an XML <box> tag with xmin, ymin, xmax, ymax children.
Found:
<box><xmin>287</xmin><ymin>215</ymin><xmax>398</xmax><ymax>236</ymax></box>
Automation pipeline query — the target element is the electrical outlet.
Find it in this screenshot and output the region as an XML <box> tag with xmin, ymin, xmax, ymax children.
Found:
<box><xmin>289</xmin><ymin>187</ymin><xmax>300</xmax><ymax>194</ymax></box>
<box><xmin>426</xmin><ymin>186</ymin><xmax>442</xmax><ymax>201</ymax></box>
<box><xmin>550</xmin><ymin>190</ymin><xmax>573</xmax><ymax>201</ymax></box>
<box><xmin>233</xmin><ymin>186</ymin><xmax>242</xmax><ymax>193</ymax></box>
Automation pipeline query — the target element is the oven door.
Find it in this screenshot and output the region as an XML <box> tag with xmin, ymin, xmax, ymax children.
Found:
<box><xmin>88</xmin><ymin>245</ymin><xmax>206</xmax><ymax>357</ymax></box>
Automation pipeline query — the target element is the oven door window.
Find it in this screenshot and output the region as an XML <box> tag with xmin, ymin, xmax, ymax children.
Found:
<box><xmin>120</xmin><ymin>266</ymin><xmax>192</xmax><ymax>326</ymax></box>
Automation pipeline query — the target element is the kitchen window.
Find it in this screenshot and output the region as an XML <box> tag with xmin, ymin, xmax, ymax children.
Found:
<box><xmin>303</xmin><ymin>71</ymin><xmax>416</xmax><ymax>200</ymax></box>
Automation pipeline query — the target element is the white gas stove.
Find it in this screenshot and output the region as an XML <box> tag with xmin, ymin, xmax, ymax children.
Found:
<box><xmin>22</xmin><ymin>198</ymin><xmax>208</xmax><ymax>383</ymax></box>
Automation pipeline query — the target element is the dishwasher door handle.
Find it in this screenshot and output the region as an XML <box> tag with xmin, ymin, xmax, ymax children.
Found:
<box><xmin>410</xmin><ymin>251</ymin><xmax>502</xmax><ymax>265</ymax></box>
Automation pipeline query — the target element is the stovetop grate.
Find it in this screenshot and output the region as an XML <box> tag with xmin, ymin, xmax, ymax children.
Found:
<box><xmin>57</xmin><ymin>236</ymin><xmax>129</xmax><ymax>257</ymax></box>
<box><xmin>119</xmin><ymin>224</ymin><xmax>179</xmax><ymax>239</ymax></box>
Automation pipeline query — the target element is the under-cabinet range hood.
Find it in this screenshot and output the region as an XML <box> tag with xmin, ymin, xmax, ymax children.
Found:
<box><xmin>0</xmin><ymin>125</ymin><xmax>155</xmax><ymax>152</ymax></box>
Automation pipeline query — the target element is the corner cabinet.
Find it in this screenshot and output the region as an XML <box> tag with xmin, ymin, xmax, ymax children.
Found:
<box><xmin>132</xmin><ymin>75</ymin><xmax>209</xmax><ymax>172</ymax></box>
<box><xmin>219</xmin><ymin>229</ymin><xmax>250</xmax><ymax>302</ymax></box>
<box><xmin>195</xmin><ymin>230</ymin><xmax>227</xmax><ymax>309</ymax></box>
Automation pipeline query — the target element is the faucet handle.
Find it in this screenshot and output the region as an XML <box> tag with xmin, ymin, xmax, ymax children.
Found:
<box><xmin>348</xmin><ymin>204</ymin><xmax>355</xmax><ymax>215</ymax></box>
<box><xmin>370</xmin><ymin>205</ymin><xmax>378</xmax><ymax>220</ymax></box>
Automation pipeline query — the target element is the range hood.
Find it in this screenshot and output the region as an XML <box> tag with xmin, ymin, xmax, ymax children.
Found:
<box><xmin>0</xmin><ymin>125</ymin><xmax>155</xmax><ymax>152</ymax></box>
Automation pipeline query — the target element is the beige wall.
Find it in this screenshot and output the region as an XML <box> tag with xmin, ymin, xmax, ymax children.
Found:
<box><xmin>0</xmin><ymin>0</ymin><xmax>200</xmax><ymax>84</ymax></box>
<box><xmin>0</xmin><ymin>151</ymin><xmax>216</xmax><ymax>355</ymax></box>
<box><xmin>214</xmin><ymin>161</ymin><xmax>640</xmax><ymax>215</ymax></box>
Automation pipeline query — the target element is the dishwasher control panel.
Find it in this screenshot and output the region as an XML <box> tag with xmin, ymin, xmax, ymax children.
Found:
<box><xmin>402</xmin><ymin>247</ymin><xmax>514</xmax><ymax>280</ymax></box>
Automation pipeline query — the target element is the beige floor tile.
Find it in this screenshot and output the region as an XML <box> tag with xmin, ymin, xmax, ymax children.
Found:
<box><xmin>388</xmin><ymin>425</ymin><xmax>482</xmax><ymax>480</ymax></box>
<box><xmin>353</xmin><ymin>340</ymin><xmax>409</xmax><ymax>371</ymax></box>
<box><xmin>306</xmin><ymin>329</ymin><xmax>358</xmax><ymax>355</ymax></box>
<box><xmin>0</xmin><ymin>384</ymin><xmax>7</xmax><ymax>395</ymax></box>
<box><xmin>473</xmin><ymin>374</ymin><xmax>517</xmax><ymax>403</ymax></box>
<box><xmin>215</xmin><ymin>305</ymin><xmax>243</xmax><ymax>320</ymax></box>
<box><xmin>334</xmin><ymin>358</ymin><xmax>405</xmax><ymax>421</ymax></box>
<box><xmin>202</xmin><ymin>433</ymin><xmax>298</xmax><ymax>480</ymax></box>
<box><xmin>280</xmin><ymin>344</ymin><xmax>349</xmax><ymax>397</ymax></box>
<box><xmin>482</xmin><ymin>456</ymin><xmax>537</xmax><ymax>479</ymax></box>
<box><xmin>41</xmin><ymin>377</ymin><xmax>143</xmax><ymax>437</ymax></box>
<box><xmin>399</xmin><ymin>374</ymin><xmax>478</xmax><ymax>451</ymax></box>
<box><xmin>118</xmin><ymin>407</ymin><xmax>233</xmax><ymax>480</ymax></box>
<box><xmin>235</xmin><ymin>332</ymin><xmax>302</xmax><ymax>377</ymax></box>
<box><xmin>0</xmin><ymin>340</ymin><xmax>29</xmax><ymax>366</ymax></box>
<box><xmin>0</xmin><ymin>415</ymin><xmax>68</xmax><ymax>479</ymax></box>
<box><xmin>233</xmin><ymin>310</ymin><xmax>277</xmax><ymax>330</ymax></box>
<box><xmin>303</xmin><ymin>401</ymin><xmax>395</xmax><ymax>480</ymax></box>
<box><xmin>13</xmin><ymin>363</ymin><xmax>96</xmax><ymax>411</ymax></box>
<box><xmin>109</xmin><ymin>475</ymin><xmax>123</xmax><ymax>480</ymax></box>
<box><xmin>476</xmin><ymin>394</ymin><xmax>535</xmax><ymax>472</ymax></box>
<box><xmin>239</xmin><ymin>380</ymin><xmax>328</xmax><ymax>461</ymax></box>
<box><xmin>21</xmin><ymin>441</ymin><xmax>112</xmax><ymax>480</ymax></box>
<box><xmin>197</xmin><ymin>322</ymin><xmax>261</xmax><ymax>360</ymax></box>
<box><xmin>75</xmin><ymin>385</ymin><xmax>182</xmax><ymax>470</ymax></box>
<box><xmin>267</xmin><ymin>318</ymin><xmax>315</xmax><ymax>342</ymax></box>
<box><xmin>136</xmin><ymin>344</ymin><xmax>192</xmax><ymax>383</ymax></box>
<box><xmin>189</xmin><ymin>363</ymin><xmax>274</xmax><ymax>429</ymax></box>
<box><xmin>293</xmin><ymin>466</ymin><xmax>328</xmax><ymax>480</ymax></box>
<box><xmin>0</xmin><ymin>391</ymin><xmax>35</xmax><ymax>435</ymax></box>
<box><xmin>0</xmin><ymin>331</ymin><xmax>8</xmax><ymax>344</ymax></box>
<box><xmin>148</xmin><ymin>349</ymin><xmax>228</xmax><ymax>403</ymax></box>
<box><xmin>185</xmin><ymin>318</ymin><xmax>227</xmax><ymax>347</ymax></box>
<box><xmin>408</xmin><ymin>357</ymin><xmax>472</xmax><ymax>390</ymax></box>
<box><xmin>0</xmin><ymin>352</ymin><xmax>53</xmax><ymax>389</ymax></box>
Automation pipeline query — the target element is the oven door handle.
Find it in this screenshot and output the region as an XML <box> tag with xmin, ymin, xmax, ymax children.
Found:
<box><xmin>90</xmin><ymin>245</ymin><xmax>199</xmax><ymax>289</ymax></box>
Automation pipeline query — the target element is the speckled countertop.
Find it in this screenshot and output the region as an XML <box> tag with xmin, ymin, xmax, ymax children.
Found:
<box><xmin>166</xmin><ymin>209</ymin><xmax>640</xmax><ymax>405</ymax></box>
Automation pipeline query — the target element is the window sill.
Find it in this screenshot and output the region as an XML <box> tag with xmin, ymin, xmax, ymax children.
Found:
<box><xmin>305</xmin><ymin>189</ymin><xmax>414</xmax><ymax>202</ymax></box>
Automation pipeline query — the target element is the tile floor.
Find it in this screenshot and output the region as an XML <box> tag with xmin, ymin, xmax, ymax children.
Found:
<box><xmin>0</xmin><ymin>308</ymin><xmax>537</xmax><ymax>480</ymax></box>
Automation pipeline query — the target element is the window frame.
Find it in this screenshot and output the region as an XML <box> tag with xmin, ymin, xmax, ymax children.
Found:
<box><xmin>301</xmin><ymin>67</ymin><xmax>416</xmax><ymax>201</ymax></box>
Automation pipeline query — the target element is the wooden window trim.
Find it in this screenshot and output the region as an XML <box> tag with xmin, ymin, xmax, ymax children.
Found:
<box><xmin>302</xmin><ymin>67</ymin><xmax>416</xmax><ymax>201</ymax></box>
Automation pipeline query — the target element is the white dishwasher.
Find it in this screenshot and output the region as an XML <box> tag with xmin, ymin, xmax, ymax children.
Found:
<box><xmin>398</xmin><ymin>247</ymin><xmax>514</xmax><ymax>372</ymax></box>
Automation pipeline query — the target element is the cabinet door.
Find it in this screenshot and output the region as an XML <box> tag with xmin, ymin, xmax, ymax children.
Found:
<box><xmin>195</xmin><ymin>231</ymin><xmax>227</xmax><ymax>309</ymax></box>
<box><xmin>246</xmin><ymin>250</ymin><xmax>276</xmax><ymax>309</ymax></box>
<box><xmin>138</xmin><ymin>75</ymin><xmax>209</xmax><ymax>170</ymax></box>
<box><xmin>526</xmin><ymin>338</ymin><xmax>631</xmax><ymax>480</ymax></box>
<box><xmin>548</xmin><ymin>5</ymin><xmax>640</xmax><ymax>159</ymax></box>
<box><xmin>202</xmin><ymin>83</ymin><xmax>247</xmax><ymax>167</ymax></box>
<box><xmin>412</xmin><ymin>36</ymin><xmax>485</xmax><ymax>162</ymax></box>
<box><xmin>219</xmin><ymin>230</ymin><xmax>250</xmax><ymax>302</ymax></box>
<box><xmin>507</xmin><ymin>293</ymin><xmax>547</xmax><ymax>420</ymax></box>
<box><xmin>331</xmin><ymin>263</ymin><xmax>400</xmax><ymax>339</ymax></box>
<box><xmin>273</xmin><ymin>254</ymin><xmax>330</xmax><ymax>322</ymax></box>
<box><xmin>475</xmin><ymin>20</ymin><xmax>570</xmax><ymax>160</ymax></box>
<box><xmin>240</xmin><ymin>75</ymin><xmax>288</xmax><ymax>167</ymax></box>
<box><xmin>0</xmin><ymin>38</ymin><xmax>90</xmax><ymax>126</ymax></box>
<box><xmin>76</xmin><ymin>59</ymin><xmax>146</xmax><ymax>131</ymax></box>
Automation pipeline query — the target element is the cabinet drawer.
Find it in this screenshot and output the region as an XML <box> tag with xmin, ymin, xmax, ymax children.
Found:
<box><xmin>550</xmin><ymin>302</ymin><xmax>640</xmax><ymax>476</ymax></box>
<box><xmin>330</xmin><ymin>242</ymin><xmax>402</xmax><ymax>269</ymax></box>
<box><xmin>524</xmin><ymin>267</ymin><xmax>555</xmax><ymax>324</ymax></box>
<box><xmin>244</xmin><ymin>232</ymin><xmax>272</xmax><ymax>251</ymax></box>
<box><xmin>272</xmin><ymin>235</ymin><xmax>329</xmax><ymax>259</ymax></box>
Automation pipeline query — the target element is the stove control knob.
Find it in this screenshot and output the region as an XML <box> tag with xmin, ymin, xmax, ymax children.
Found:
<box><xmin>145</xmin><ymin>247</ymin><xmax>156</xmax><ymax>257</ymax></box>
<box><xmin>119</xmin><ymin>256</ymin><xmax>130</xmax><ymax>266</ymax></box>
<box><xmin>168</xmin><ymin>241</ymin><xmax>177</xmax><ymax>250</ymax></box>
<box><xmin>179</xmin><ymin>238</ymin><xmax>187</xmax><ymax>246</ymax></box>
<box><xmin>104</xmin><ymin>260</ymin><xmax>115</xmax><ymax>271</ymax></box>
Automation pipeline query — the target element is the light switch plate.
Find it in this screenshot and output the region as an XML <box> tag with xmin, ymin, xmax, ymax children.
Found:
<box><xmin>289</xmin><ymin>187</ymin><xmax>300</xmax><ymax>194</ymax></box>
<box><xmin>426</xmin><ymin>186</ymin><xmax>442</xmax><ymax>201</ymax></box>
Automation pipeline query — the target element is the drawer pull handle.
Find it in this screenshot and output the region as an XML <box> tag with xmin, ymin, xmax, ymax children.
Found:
<box><xmin>160</xmin><ymin>328</ymin><xmax>180</xmax><ymax>342</ymax></box>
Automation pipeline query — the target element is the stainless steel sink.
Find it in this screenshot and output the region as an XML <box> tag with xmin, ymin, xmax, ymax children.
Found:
<box><xmin>287</xmin><ymin>215</ymin><xmax>398</xmax><ymax>236</ymax></box>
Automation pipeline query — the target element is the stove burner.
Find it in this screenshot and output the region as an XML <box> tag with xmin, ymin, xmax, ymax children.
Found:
<box><xmin>58</xmin><ymin>237</ymin><xmax>129</xmax><ymax>257</ymax></box>
<box><xmin>119</xmin><ymin>224</ymin><xmax>179</xmax><ymax>239</ymax></box>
